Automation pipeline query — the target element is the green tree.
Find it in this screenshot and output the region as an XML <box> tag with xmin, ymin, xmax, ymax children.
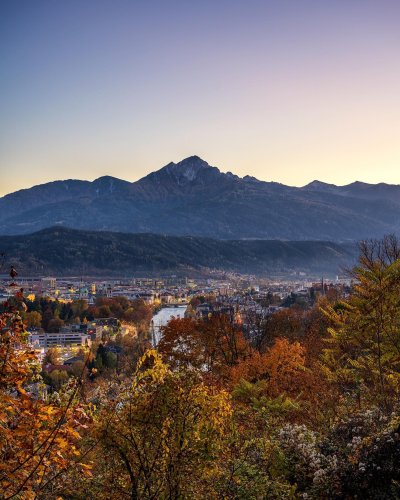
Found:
<box><xmin>322</xmin><ymin>235</ymin><xmax>400</xmax><ymax>408</ymax></box>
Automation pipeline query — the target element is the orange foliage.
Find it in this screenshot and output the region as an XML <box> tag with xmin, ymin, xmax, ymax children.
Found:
<box><xmin>158</xmin><ymin>310</ymin><xmax>336</xmax><ymax>424</ymax></box>
<box><xmin>229</xmin><ymin>337</ymin><xmax>306</xmax><ymax>397</ymax></box>
<box><xmin>158</xmin><ymin>317</ymin><xmax>204</xmax><ymax>368</ymax></box>
<box><xmin>0</xmin><ymin>301</ymin><xmax>90</xmax><ymax>498</ymax></box>
<box><xmin>158</xmin><ymin>315</ymin><xmax>250</xmax><ymax>377</ymax></box>
<box><xmin>266</xmin><ymin>309</ymin><xmax>303</xmax><ymax>343</ymax></box>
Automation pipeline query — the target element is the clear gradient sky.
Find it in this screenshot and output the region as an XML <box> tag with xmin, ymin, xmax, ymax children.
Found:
<box><xmin>1</xmin><ymin>0</ymin><xmax>400</xmax><ymax>196</ymax></box>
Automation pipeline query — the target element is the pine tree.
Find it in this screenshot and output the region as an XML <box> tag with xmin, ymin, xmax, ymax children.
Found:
<box><xmin>322</xmin><ymin>235</ymin><xmax>400</xmax><ymax>408</ymax></box>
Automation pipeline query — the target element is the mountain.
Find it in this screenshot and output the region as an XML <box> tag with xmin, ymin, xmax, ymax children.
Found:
<box><xmin>1</xmin><ymin>156</ymin><xmax>400</xmax><ymax>240</ymax></box>
<box><xmin>0</xmin><ymin>227</ymin><xmax>357</xmax><ymax>277</ymax></box>
<box><xmin>302</xmin><ymin>179</ymin><xmax>400</xmax><ymax>203</ymax></box>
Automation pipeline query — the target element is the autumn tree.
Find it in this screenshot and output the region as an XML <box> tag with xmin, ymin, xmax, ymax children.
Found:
<box><xmin>158</xmin><ymin>315</ymin><xmax>249</xmax><ymax>378</ymax></box>
<box><xmin>43</xmin><ymin>346</ymin><xmax>60</xmax><ymax>365</ymax></box>
<box><xmin>46</xmin><ymin>368</ymin><xmax>69</xmax><ymax>390</ymax></box>
<box><xmin>41</xmin><ymin>306</ymin><xmax>54</xmax><ymax>331</ymax></box>
<box><xmin>47</xmin><ymin>317</ymin><xmax>65</xmax><ymax>332</ymax></box>
<box><xmin>122</xmin><ymin>299</ymin><xmax>152</xmax><ymax>332</ymax></box>
<box><xmin>157</xmin><ymin>317</ymin><xmax>204</xmax><ymax>369</ymax></box>
<box><xmin>0</xmin><ymin>297</ymin><xmax>91</xmax><ymax>498</ymax></box>
<box><xmin>25</xmin><ymin>310</ymin><xmax>42</xmax><ymax>328</ymax></box>
<box><xmin>93</xmin><ymin>350</ymin><xmax>232</xmax><ymax>498</ymax></box>
<box><xmin>117</xmin><ymin>333</ymin><xmax>151</xmax><ymax>374</ymax></box>
<box><xmin>230</xmin><ymin>337</ymin><xmax>305</xmax><ymax>397</ymax></box>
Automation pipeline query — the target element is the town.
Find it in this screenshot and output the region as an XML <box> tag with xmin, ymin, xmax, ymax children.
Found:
<box><xmin>0</xmin><ymin>272</ymin><xmax>352</xmax><ymax>365</ymax></box>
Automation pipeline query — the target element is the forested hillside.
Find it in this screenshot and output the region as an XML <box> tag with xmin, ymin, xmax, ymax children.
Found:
<box><xmin>0</xmin><ymin>226</ymin><xmax>357</xmax><ymax>276</ymax></box>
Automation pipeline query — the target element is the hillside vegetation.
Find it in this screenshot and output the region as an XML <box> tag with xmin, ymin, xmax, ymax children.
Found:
<box><xmin>2</xmin><ymin>236</ymin><xmax>400</xmax><ymax>498</ymax></box>
<box><xmin>0</xmin><ymin>226</ymin><xmax>357</xmax><ymax>276</ymax></box>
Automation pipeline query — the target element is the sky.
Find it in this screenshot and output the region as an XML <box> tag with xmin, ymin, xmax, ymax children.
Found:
<box><xmin>1</xmin><ymin>0</ymin><xmax>400</xmax><ymax>196</ymax></box>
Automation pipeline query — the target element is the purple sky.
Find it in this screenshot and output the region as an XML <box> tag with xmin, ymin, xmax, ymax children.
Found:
<box><xmin>1</xmin><ymin>0</ymin><xmax>400</xmax><ymax>195</ymax></box>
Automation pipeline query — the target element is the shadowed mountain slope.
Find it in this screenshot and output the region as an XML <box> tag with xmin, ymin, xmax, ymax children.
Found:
<box><xmin>1</xmin><ymin>156</ymin><xmax>399</xmax><ymax>240</ymax></box>
<box><xmin>0</xmin><ymin>227</ymin><xmax>357</xmax><ymax>277</ymax></box>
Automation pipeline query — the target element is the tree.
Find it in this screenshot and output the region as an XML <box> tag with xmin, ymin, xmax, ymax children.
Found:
<box><xmin>25</xmin><ymin>310</ymin><xmax>42</xmax><ymax>328</ymax></box>
<box><xmin>70</xmin><ymin>359</ymin><xmax>86</xmax><ymax>379</ymax></box>
<box><xmin>158</xmin><ymin>315</ymin><xmax>249</xmax><ymax>378</ymax></box>
<box><xmin>47</xmin><ymin>317</ymin><xmax>65</xmax><ymax>333</ymax></box>
<box><xmin>43</xmin><ymin>346</ymin><xmax>60</xmax><ymax>365</ymax></box>
<box><xmin>41</xmin><ymin>306</ymin><xmax>54</xmax><ymax>331</ymax></box>
<box><xmin>47</xmin><ymin>368</ymin><xmax>69</xmax><ymax>390</ymax></box>
<box><xmin>322</xmin><ymin>235</ymin><xmax>400</xmax><ymax>408</ymax></box>
<box><xmin>229</xmin><ymin>337</ymin><xmax>306</xmax><ymax>398</ymax></box>
<box><xmin>98</xmin><ymin>305</ymin><xmax>111</xmax><ymax>318</ymax></box>
<box><xmin>158</xmin><ymin>317</ymin><xmax>204</xmax><ymax>369</ymax></box>
<box><xmin>118</xmin><ymin>333</ymin><xmax>151</xmax><ymax>374</ymax></box>
<box><xmin>71</xmin><ymin>299</ymin><xmax>89</xmax><ymax>321</ymax></box>
<box><xmin>123</xmin><ymin>299</ymin><xmax>152</xmax><ymax>329</ymax></box>
<box><xmin>93</xmin><ymin>350</ymin><xmax>232</xmax><ymax>498</ymax></box>
<box><xmin>0</xmin><ymin>299</ymin><xmax>90</xmax><ymax>498</ymax></box>
<box><xmin>103</xmin><ymin>351</ymin><xmax>117</xmax><ymax>370</ymax></box>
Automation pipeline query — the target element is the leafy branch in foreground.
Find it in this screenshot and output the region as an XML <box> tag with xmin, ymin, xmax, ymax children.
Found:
<box><xmin>0</xmin><ymin>292</ymin><xmax>91</xmax><ymax>498</ymax></box>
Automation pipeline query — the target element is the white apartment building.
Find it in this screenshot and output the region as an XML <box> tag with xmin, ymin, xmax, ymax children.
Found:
<box><xmin>29</xmin><ymin>331</ymin><xmax>90</xmax><ymax>348</ymax></box>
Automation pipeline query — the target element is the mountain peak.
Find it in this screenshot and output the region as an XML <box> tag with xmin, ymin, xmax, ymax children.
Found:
<box><xmin>305</xmin><ymin>180</ymin><xmax>337</xmax><ymax>189</ymax></box>
<box><xmin>175</xmin><ymin>155</ymin><xmax>210</xmax><ymax>170</ymax></box>
<box><xmin>92</xmin><ymin>175</ymin><xmax>131</xmax><ymax>195</ymax></box>
<box><xmin>302</xmin><ymin>180</ymin><xmax>340</xmax><ymax>194</ymax></box>
<box><xmin>243</xmin><ymin>174</ymin><xmax>260</xmax><ymax>183</ymax></box>
<box><xmin>179</xmin><ymin>154</ymin><xmax>206</xmax><ymax>163</ymax></box>
<box><xmin>163</xmin><ymin>155</ymin><xmax>214</xmax><ymax>182</ymax></box>
<box><xmin>94</xmin><ymin>175</ymin><xmax>119</xmax><ymax>182</ymax></box>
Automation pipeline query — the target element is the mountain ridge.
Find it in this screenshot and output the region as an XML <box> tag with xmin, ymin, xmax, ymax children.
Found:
<box><xmin>1</xmin><ymin>156</ymin><xmax>400</xmax><ymax>240</ymax></box>
<box><xmin>4</xmin><ymin>156</ymin><xmax>399</xmax><ymax>198</ymax></box>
